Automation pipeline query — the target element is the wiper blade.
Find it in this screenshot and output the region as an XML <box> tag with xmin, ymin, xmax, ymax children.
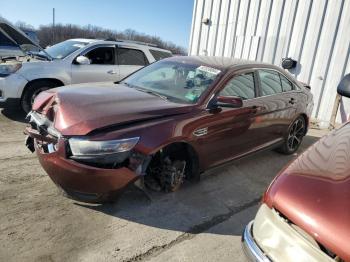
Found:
<box><xmin>123</xmin><ymin>82</ymin><xmax>169</xmax><ymax>100</ymax></box>
<box><xmin>134</xmin><ymin>87</ymin><xmax>168</xmax><ymax>100</ymax></box>
<box><xmin>146</xmin><ymin>90</ymin><xmax>168</xmax><ymax>100</ymax></box>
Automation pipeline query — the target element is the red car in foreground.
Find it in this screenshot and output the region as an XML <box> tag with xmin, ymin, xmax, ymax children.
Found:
<box><xmin>242</xmin><ymin>74</ymin><xmax>350</xmax><ymax>262</ymax></box>
<box><xmin>25</xmin><ymin>56</ymin><xmax>313</xmax><ymax>202</ymax></box>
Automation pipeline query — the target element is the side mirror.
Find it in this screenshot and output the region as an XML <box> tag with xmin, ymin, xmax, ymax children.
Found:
<box><xmin>75</xmin><ymin>56</ymin><xmax>90</xmax><ymax>65</ymax></box>
<box><xmin>282</xmin><ymin>58</ymin><xmax>297</xmax><ymax>69</ymax></box>
<box><xmin>337</xmin><ymin>74</ymin><xmax>350</xmax><ymax>98</ymax></box>
<box><xmin>215</xmin><ymin>96</ymin><xmax>243</xmax><ymax>108</ymax></box>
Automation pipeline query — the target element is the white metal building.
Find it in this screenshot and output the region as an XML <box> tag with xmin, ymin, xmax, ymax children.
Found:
<box><xmin>189</xmin><ymin>0</ymin><xmax>350</xmax><ymax>127</ymax></box>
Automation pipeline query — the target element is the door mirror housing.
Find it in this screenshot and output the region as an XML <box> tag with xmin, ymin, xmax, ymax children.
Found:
<box><xmin>75</xmin><ymin>56</ymin><xmax>90</xmax><ymax>65</ymax></box>
<box><xmin>282</xmin><ymin>57</ymin><xmax>297</xmax><ymax>69</ymax></box>
<box><xmin>212</xmin><ymin>96</ymin><xmax>243</xmax><ymax>108</ymax></box>
<box><xmin>337</xmin><ymin>74</ymin><xmax>350</xmax><ymax>98</ymax></box>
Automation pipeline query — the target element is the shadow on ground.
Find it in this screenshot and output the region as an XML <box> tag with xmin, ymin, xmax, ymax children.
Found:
<box><xmin>0</xmin><ymin>102</ymin><xmax>27</xmax><ymax>123</ymax></box>
<box><xmin>75</xmin><ymin>135</ymin><xmax>319</xmax><ymax>237</ymax></box>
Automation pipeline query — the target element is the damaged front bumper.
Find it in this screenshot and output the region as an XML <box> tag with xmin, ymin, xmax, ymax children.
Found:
<box><xmin>24</xmin><ymin>112</ymin><xmax>148</xmax><ymax>202</ymax></box>
<box><xmin>242</xmin><ymin>204</ymin><xmax>334</xmax><ymax>262</ymax></box>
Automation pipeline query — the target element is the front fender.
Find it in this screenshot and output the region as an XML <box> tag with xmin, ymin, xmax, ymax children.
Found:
<box><xmin>18</xmin><ymin>61</ymin><xmax>71</xmax><ymax>85</ymax></box>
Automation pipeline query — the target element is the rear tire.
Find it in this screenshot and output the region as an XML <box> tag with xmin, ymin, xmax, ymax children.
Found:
<box><xmin>21</xmin><ymin>80</ymin><xmax>60</xmax><ymax>113</ymax></box>
<box><xmin>277</xmin><ymin>116</ymin><xmax>306</xmax><ymax>155</ymax></box>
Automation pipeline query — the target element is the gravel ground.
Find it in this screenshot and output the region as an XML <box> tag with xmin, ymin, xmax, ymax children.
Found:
<box><xmin>0</xmin><ymin>105</ymin><xmax>324</xmax><ymax>262</ymax></box>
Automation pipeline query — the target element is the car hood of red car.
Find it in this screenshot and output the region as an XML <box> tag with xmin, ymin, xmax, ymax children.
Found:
<box><xmin>264</xmin><ymin>123</ymin><xmax>350</xmax><ymax>260</ymax></box>
<box><xmin>33</xmin><ymin>83</ymin><xmax>195</xmax><ymax>136</ymax></box>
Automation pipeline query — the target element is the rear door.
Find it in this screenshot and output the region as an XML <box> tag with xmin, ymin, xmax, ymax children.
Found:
<box><xmin>254</xmin><ymin>69</ymin><xmax>297</xmax><ymax>143</ymax></box>
<box><xmin>116</xmin><ymin>47</ymin><xmax>149</xmax><ymax>80</ymax></box>
<box><xmin>71</xmin><ymin>45</ymin><xmax>120</xmax><ymax>84</ymax></box>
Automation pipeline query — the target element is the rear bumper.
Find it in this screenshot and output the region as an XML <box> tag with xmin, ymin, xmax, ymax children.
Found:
<box><xmin>32</xmin><ymin>137</ymin><xmax>139</xmax><ymax>201</ymax></box>
<box><xmin>242</xmin><ymin>221</ymin><xmax>271</xmax><ymax>262</ymax></box>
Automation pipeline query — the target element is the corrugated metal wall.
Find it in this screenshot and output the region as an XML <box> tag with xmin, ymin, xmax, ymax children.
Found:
<box><xmin>189</xmin><ymin>0</ymin><xmax>350</xmax><ymax>127</ymax></box>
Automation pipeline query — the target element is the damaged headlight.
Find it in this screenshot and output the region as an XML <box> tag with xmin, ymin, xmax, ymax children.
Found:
<box><xmin>69</xmin><ymin>137</ymin><xmax>139</xmax><ymax>156</ymax></box>
<box><xmin>0</xmin><ymin>63</ymin><xmax>22</xmax><ymax>77</ymax></box>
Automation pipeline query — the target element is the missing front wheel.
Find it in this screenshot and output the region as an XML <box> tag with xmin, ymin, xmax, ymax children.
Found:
<box><xmin>145</xmin><ymin>156</ymin><xmax>186</xmax><ymax>192</ymax></box>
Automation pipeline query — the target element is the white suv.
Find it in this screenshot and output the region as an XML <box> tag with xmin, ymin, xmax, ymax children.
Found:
<box><xmin>0</xmin><ymin>20</ymin><xmax>172</xmax><ymax>112</ymax></box>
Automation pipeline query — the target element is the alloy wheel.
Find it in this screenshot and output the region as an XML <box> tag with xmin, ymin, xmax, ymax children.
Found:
<box><xmin>287</xmin><ymin>118</ymin><xmax>305</xmax><ymax>151</ymax></box>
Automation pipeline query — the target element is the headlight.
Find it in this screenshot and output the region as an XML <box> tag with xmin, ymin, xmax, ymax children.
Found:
<box><xmin>0</xmin><ymin>63</ymin><xmax>22</xmax><ymax>77</ymax></box>
<box><xmin>69</xmin><ymin>137</ymin><xmax>139</xmax><ymax>156</ymax></box>
<box><xmin>252</xmin><ymin>204</ymin><xmax>325</xmax><ymax>261</ymax></box>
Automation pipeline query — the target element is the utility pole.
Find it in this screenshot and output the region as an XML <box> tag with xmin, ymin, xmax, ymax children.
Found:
<box><xmin>52</xmin><ymin>8</ymin><xmax>55</xmax><ymax>45</ymax></box>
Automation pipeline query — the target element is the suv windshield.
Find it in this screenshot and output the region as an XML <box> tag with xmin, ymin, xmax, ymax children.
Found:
<box><xmin>43</xmin><ymin>40</ymin><xmax>89</xmax><ymax>59</ymax></box>
<box><xmin>122</xmin><ymin>60</ymin><xmax>221</xmax><ymax>104</ymax></box>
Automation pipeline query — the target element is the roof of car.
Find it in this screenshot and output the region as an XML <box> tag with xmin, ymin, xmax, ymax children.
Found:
<box><xmin>166</xmin><ymin>55</ymin><xmax>282</xmax><ymax>71</ymax></box>
<box><xmin>68</xmin><ymin>38</ymin><xmax>100</xmax><ymax>43</ymax></box>
<box><xmin>69</xmin><ymin>38</ymin><xmax>171</xmax><ymax>53</ymax></box>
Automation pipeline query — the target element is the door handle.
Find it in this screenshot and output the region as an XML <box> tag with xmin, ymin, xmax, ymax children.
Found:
<box><xmin>107</xmin><ymin>70</ymin><xmax>117</xmax><ymax>75</ymax></box>
<box><xmin>289</xmin><ymin>98</ymin><xmax>296</xmax><ymax>104</ymax></box>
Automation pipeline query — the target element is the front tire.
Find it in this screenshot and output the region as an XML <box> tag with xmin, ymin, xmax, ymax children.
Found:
<box><xmin>21</xmin><ymin>80</ymin><xmax>60</xmax><ymax>113</ymax></box>
<box><xmin>277</xmin><ymin>116</ymin><xmax>306</xmax><ymax>155</ymax></box>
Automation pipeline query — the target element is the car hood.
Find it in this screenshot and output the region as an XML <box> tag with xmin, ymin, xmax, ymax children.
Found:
<box><xmin>264</xmin><ymin>123</ymin><xmax>350</xmax><ymax>260</ymax></box>
<box><xmin>0</xmin><ymin>18</ymin><xmax>45</xmax><ymax>57</ymax></box>
<box><xmin>33</xmin><ymin>83</ymin><xmax>194</xmax><ymax>136</ymax></box>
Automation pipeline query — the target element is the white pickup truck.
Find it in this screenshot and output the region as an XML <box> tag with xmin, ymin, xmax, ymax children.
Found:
<box><xmin>0</xmin><ymin>19</ymin><xmax>172</xmax><ymax>112</ymax></box>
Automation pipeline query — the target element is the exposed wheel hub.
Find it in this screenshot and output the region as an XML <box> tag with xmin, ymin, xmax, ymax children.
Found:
<box><xmin>146</xmin><ymin>157</ymin><xmax>186</xmax><ymax>192</ymax></box>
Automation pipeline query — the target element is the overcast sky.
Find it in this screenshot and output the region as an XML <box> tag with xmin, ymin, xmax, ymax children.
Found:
<box><xmin>0</xmin><ymin>0</ymin><xmax>194</xmax><ymax>48</ymax></box>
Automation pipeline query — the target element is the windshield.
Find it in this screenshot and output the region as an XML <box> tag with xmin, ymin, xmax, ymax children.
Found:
<box><xmin>122</xmin><ymin>60</ymin><xmax>221</xmax><ymax>104</ymax></box>
<box><xmin>43</xmin><ymin>40</ymin><xmax>89</xmax><ymax>59</ymax></box>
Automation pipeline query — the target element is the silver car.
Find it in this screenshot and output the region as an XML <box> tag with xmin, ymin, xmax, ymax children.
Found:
<box><xmin>0</xmin><ymin>19</ymin><xmax>172</xmax><ymax>112</ymax></box>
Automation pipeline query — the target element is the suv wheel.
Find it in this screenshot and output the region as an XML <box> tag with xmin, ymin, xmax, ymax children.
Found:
<box><xmin>21</xmin><ymin>80</ymin><xmax>60</xmax><ymax>113</ymax></box>
<box><xmin>277</xmin><ymin>116</ymin><xmax>306</xmax><ymax>155</ymax></box>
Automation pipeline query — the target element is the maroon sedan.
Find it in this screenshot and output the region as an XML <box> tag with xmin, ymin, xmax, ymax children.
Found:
<box><xmin>25</xmin><ymin>56</ymin><xmax>313</xmax><ymax>202</ymax></box>
<box><xmin>242</xmin><ymin>74</ymin><xmax>350</xmax><ymax>261</ymax></box>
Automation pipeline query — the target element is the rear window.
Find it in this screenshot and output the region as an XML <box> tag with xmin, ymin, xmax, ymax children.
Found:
<box><xmin>117</xmin><ymin>48</ymin><xmax>148</xmax><ymax>66</ymax></box>
<box><xmin>279</xmin><ymin>73</ymin><xmax>294</xmax><ymax>92</ymax></box>
<box><xmin>149</xmin><ymin>49</ymin><xmax>172</xmax><ymax>61</ymax></box>
<box><xmin>258</xmin><ymin>70</ymin><xmax>283</xmax><ymax>96</ymax></box>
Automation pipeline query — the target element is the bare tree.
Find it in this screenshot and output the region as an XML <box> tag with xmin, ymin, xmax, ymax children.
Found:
<box><xmin>32</xmin><ymin>23</ymin><xmax>186</xmax><ymax>54</ymax></box>
<box><xmin>15</xmin><ymin>21</ymin><xmax>35</xmax><ymax>31</ymax></box>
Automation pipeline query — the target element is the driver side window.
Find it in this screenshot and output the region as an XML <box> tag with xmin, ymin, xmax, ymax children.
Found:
<box><xmin>219</xmin><ymin>73</ymin><xmax>255</xmax><ymax>100</ymax></box>
<box><xmin>85</xmin><ymin>47</ymin><xmax>115</xmax><ymax>65</ymax></box>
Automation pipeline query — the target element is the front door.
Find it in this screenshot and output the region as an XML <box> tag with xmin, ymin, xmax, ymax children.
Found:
<box><xmin>194</xmin><ymin>71</ymin><xmax>262</xmax><ymax>168</ymax></box>
<box><xmin>71</xmin><ymin>45</ymin><xmax>120</xmax><ymax>84</ymax></box>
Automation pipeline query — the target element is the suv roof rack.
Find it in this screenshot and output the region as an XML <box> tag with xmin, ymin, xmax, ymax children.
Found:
<box><xmin>105</xmin><ymin>38</ymin><xmax>158</xmax><ymax>47</ymax></box>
